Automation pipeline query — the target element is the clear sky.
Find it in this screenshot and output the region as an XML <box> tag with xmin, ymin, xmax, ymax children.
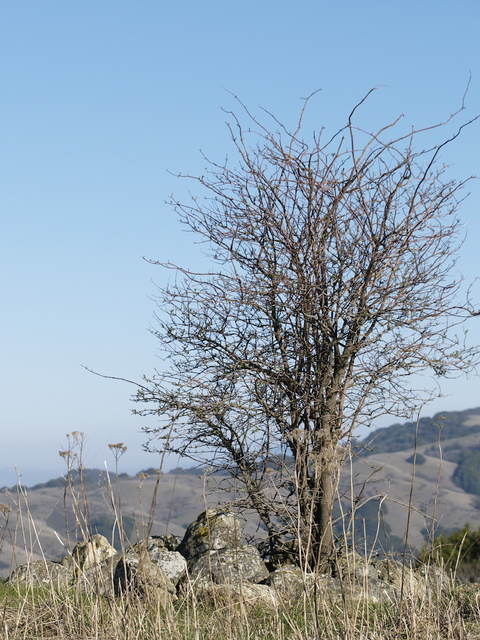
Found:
<box><xmin>1</xmin><ymin>1</ymin><xmax>479</xmax><ymax>486</ymax></box>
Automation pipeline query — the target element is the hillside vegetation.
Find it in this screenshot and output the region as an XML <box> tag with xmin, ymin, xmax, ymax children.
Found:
<box><xmin>340</xmin><ymin>407</ymin><xmax>480</xmax><ymax>552</ymax></box>
<box><xmin>361</xmin><ymin>407</ymin><xmax>480</xmax><ymax>456</ymax></box>
<box><xmin>3</xmin><ymin>410</ymin><xmax>480</xmax><ymax>639</ymax></box>
<box><xmin>3</xmin><ymin>407</ymin><xmax>480</xmax><ymax>578</ymax></box>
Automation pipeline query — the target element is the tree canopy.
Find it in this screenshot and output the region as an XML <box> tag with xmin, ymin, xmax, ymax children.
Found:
<box><xmin>135</xmin><ymin>91</ymin><xmax>479</xmax><ymax>567</ymax></box>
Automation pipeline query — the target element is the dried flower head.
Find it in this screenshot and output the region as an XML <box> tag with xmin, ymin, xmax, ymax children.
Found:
<box><xmin>108</xmin><ymin>443</ymin><xmax>127</xmax><ymax>452</ymax></box>
<box><xmin>0</xmin><ymin>503</ymin><xmax>12</xmax><ymax>517</ymax></box>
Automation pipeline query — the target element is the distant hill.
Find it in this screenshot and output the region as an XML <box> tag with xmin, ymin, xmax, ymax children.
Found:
<box><xmin>0</xmin><ymin>467</ymin><xmax>238</xmax><ymax>579</ymax></box>
<box><xmin>0</xmin><ymin>466</ymin><xmax>214</xmax><ymax>495</ymax></box>
<box><xmin>341</xmin><ymin>406</ymin><xmax>480</xmax><ymax>553</ymax></box>
<box><xmin>360</xmin><ymin>407</ymin><xmax>480</xmax><ymax>456</ymax></box>
<box><xmin>356</xmin><ymin>407</ymin><xmax>480</xmax><ymax>500</ymax></box>
<box><xmin>3</xmin><ymin>407</ymin><xmax>480</xmax><ymax>578</ymax></box>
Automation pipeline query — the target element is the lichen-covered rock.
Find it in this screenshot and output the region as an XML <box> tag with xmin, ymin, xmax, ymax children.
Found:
<box><xmin>334</xmin><ymin>548</ymin><xmax>379</xmax><ymax>583</ymax></box>
<box><xmin>267</xmin><ymin>566</ymin><xmax>347</xmax><ymax>599</ymax></box>
<box><xmin>159</xmin><ymin>533</ymin><xmax>183</xmax><ymax>551</ymax></box>
<box><xmin>178</xmin><ymin>509</ymin><xmax>242</xmax><ymax>561</ymax></box>
<box><xmin>363</xmin><ymin>579</ymin><xmax>398</xmax><ymax>604</ymax></box>
<box><xmin>373</xmin><ymin>557</ymin><xmax>419</xmax><ymax>591</ymax></box>
<box><xmin>61</xmin><ymin>534</ymin><xmax>116</xmax><ymax>574</ymax></box>
<box><xmin>267</xmin><ymin>565</ymin><xmax>314</xmax><ymax>596</ymax></box>
<box><xmin>9</xmin><ymin>560</ymin><xmax>72</xmax><ymax>589</ymax></box>
<box><xmin>374</xmin><ymin>557</ymin><xmax>403</xmax><ymax>585</ymax></box>
<box><xmin>149</xmin><ymin>550</ymin><xmax>186</xmax><ymax>585</ymax></box>
<box><xmin>372</xmin><ymin>558</ymin><xmax>450</xmax><ymax>598</ymax></box>
<box><xmin>194</xmin><ymin>582</ymin><xmax>278</xmax><ymax>608</ymax></box>
<box><xmin>416</xmin><ymin>563</ymin><xmax>450</xmax><ymax>589</ymax></box>
<box><xmin>114</xmin><ymin>555</ymin><xmax>176</xmax><ymax>599</ymax></box>
<box><xmin>130</xmin><ymin>534</ymin><xmax>182</xmax><ymax>554</ymax></box>
<box><xmin>126</xmin><ymin>537</ymin><xmax>187</xmax><ymax>585</ymax></box>
<box><xmin>75</xmin><ymin>553</ymin><xmax>122</xmax><ymax>596</ymax></box>
<box><xmin>188</xmin><ymin>544</ymin><xmax>269</xmax><ymax>585</ymax></box>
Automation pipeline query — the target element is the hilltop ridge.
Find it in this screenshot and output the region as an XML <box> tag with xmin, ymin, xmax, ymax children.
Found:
<box><xmin>3</xmin><ymin>407</ymin><xmax>480</xmax><ymax>578</ymax></box>
<box><xmin>360</xmin><ymin>407</ymin><xmax>480</xmax><ymax>455</ymax></box>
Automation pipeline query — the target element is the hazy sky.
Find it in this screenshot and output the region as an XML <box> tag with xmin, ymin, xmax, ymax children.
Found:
<box><xmin>1</xmin><ymin>1</ymin><xmax>479</xmax><ymax>486</ymax></box>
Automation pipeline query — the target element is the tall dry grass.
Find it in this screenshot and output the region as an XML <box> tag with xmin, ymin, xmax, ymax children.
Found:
<box><xmin>1</xmin><ymin>434</ymin><xmax>480</xmax><ymax>640</ymax></box>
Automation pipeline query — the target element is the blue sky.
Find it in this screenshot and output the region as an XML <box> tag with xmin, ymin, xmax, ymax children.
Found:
<box><xmin>1</xmin><ymin>1</ymin><xmax>479</xmax><ymax>486</ymax></box>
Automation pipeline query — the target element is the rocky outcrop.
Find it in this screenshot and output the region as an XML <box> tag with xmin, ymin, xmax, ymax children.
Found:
<box><xmin>189</xmin><ymin>545</ymin><xmax>269</xmax><ymax>585</ymax></box>
<box><xmin>114</xmin><ymin>555</ymin><xmax>176</xmax><ymax>600</ymax></box>
<box><xmin>76</xmin><ymin>553</ymin><xmax>121</xmax><ymax>596</ymax></box>
<box><xmin>61</xmin><ymin>533</ymin><xmax>117</xmax><ymax>574</ymax></box>
<box><xmin>266</xmin><ymin>565</ymin><xmax>316</xmax><ymax>597</ymax></box>
<box><xmin>6</xmin><ymin>508</ymin><xmax>443</xmax><ymax>606</ymax></box>
<box><xmin>178</xmin><ymin>508</ymin><xmax>268</xmax><ymax>586</ymax></box>
<box><xmin>126</xmin><ymin>536</ymin><xmax>187</xmax><ymax>585</ymax></box>
<box><xmin>194</xmin><ymin>582</ymin><xmax>279</xmax><ymax>608</ymax></box>
<box><xmin>178</xmin><ymin>509</ymin><xmax>242</xmax><ymax>561</ymax></box>
<box><xmin>9</xmin><ymin>559</ymin><xmax>71</xmax><ymax>589</ymax></box>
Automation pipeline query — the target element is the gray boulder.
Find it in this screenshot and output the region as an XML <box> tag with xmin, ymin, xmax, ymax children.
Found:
<box><xmin>75</xmin><ymin>553</ymin><xmax>122</xmax><ymax>596</ymax></box>
<box><xmin>188</xmin><ymin>544</ymin><xmax>269</xmax><ymax>585</ymax></box>
<box><xmin>178</xmin><ymin>508</ymin><xmax>242</xmax><ymax>561</ymax></box>
<box><xmin>126</xmin><ymin>537</ymin><xmax>187</xmax><ymax>586</ymax></box>
<box><xmin>267</xmin><ymin>565</ymin><xmax>345</xmax><ymax>599</ymax></box>
<box><xmin>335</xmin><ymin>549</ymin><xmax>380</xmax><ymax>583</ymax></box>
<box><xmin>158</xmin><ymin>533</ymin><xmax>183</xmax><ymax>551</ymax></box>
<box><xmin>150</xmin><ymin>550</ymin><xmax>186</xmax><ymax>585</ymax></box>
<box><xmin>373</xmin><ymin>556</ymin><xmax>422</xmax><ymax>596</ymax></box>
<box><xmin>114</xmin><ymin>555</ymin><xmax>176</xmax><ymax>599</ymax></box>
<box><xmin>61</xmin><ymin>534</ymin><xmax>116</xmax><ymax>574</ymax></box>
<box><xmin>194</xmin><ymin>583</ymin><xmax>278</xmax><ymax>607</ymax></box>
<box><xmin>374</xmin><ymin>557</ymin><xmax>405</xmax><ymax>586</ymax></box>
<box><xmin>267</xmin><ymin>565</ymin><xmax>314</xmax><ymax>596</ymax></box>
<box><xmin>9</xmin><ymin>560</ymin><xmax>72</xmax><ymax>589</ymax></box>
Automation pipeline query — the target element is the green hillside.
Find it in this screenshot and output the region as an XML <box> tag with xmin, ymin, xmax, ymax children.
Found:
<box><xmin>361</xmin><ymin>407</ymin><xmax>480</xmax><ymax>456</ymax></box>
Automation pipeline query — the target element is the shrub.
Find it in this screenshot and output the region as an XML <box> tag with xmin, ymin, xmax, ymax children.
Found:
<box><xmin>452</xmin><ymin>450</ymin><xmax>480</xmax><ymax>494</ymax></box>
<box><xmin>406</xmin><ymin>453</ymin><xmax>426</xmax><ymax>465</ymax></box>
<box><xmin>418</xmin><ymin>523</ymin><xmax>480</xmax><ymax>582</ymax></box>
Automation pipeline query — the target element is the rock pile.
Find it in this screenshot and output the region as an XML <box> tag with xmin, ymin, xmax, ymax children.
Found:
<box><xmin>6</xmin><ymin>508</ymin><xmax>445</xmax><ymax>604</ymax></box>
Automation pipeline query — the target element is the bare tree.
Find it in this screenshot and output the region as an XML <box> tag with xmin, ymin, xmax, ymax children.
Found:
<box><xmin>135</xmin><ymin>91</ymin><xmax>479</xmax><ymax>568</ymax></box>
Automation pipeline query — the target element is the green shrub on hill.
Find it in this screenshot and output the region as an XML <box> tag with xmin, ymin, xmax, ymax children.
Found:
<box><xmin>452</xmin><ymin>450</ymin><xmax>480</xmax><ymax>495</ymax></box>
<box><xmin>405</xmin><ymin>452</ymin><xmax>426</xmax><ymax>465</ymax></box>
<box><xmin>335</xmin><ymin>499</ymin><xmax>403</xmax><ymax>553</ymax></box>
<box><xmin>418</xmin><ymin>523</ymin><xmax>480</xmax><ymax>582</ymax></box>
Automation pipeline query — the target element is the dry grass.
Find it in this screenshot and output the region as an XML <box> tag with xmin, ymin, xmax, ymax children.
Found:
<box><xmin>2</xmin><ymin>571</ymin><xmax>480</xmax><ymax>640</ymax></box>
<box><xmin>2</xmin><ymin>436</ymin><xmax>480</xmax><ymax>640</ymax></box>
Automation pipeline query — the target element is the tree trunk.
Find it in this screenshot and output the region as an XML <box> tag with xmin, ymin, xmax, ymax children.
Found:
<box><xmin>316</xmin><ymin>470</ymin><xmax>335</xmax><ymax>559</ymax></box>
<box><xmin>303</xmin><ymin>444</ymin><xmax>337</xmax><ymax>570</ymax></box>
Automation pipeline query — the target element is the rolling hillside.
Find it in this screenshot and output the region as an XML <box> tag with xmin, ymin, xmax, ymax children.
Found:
<box><xmin>0</xmin><ymin>469</ymin><xmax>240</xmax><ymax>578</ymax></box>
<box><xmin>344</xmin><ymin>407</ymin><xmax>480</xmax><ymax>550</ymax></box>
<box><xmin>2</xmin><ymin>406</ymin><xmax>480</xmax><ymax>577</ymax></box>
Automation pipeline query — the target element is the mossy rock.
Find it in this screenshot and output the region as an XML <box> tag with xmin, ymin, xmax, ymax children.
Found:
<box><xmin>178</xmin><ymin>508</ymin><xmax>242</xmax><ymax>561</ymax></box>
<box><xmin>8</xmin><ymin>560</ymin><xmax>72</xmax><ymax>589</ymax></box>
